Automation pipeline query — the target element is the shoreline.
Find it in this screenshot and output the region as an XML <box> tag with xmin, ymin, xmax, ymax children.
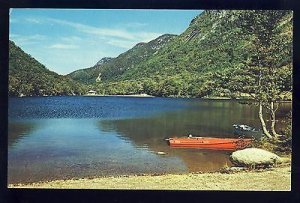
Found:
<box><xmin>9</xmin><ymin>165</ymin><xmax>291</xmax><ymax>190</ymax></box>
<box><xmin>13</xmin><ymin>94</ymin><xmax>292</xmax><ymax>102</ymax></box>
<box><xmin>86</xmin><ymin>93</ymin><xmax>156</xmax><ymax>97</ymax></box>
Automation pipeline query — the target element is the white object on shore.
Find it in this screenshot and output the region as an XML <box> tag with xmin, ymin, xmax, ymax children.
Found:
<box><xmin>157</xmin><ymin>151</ymin><xmax>167</xmax><ymax>155</ymax></box>
<box><xmin>230</xmin><ymin>148</ymin><xmax>281</xmax><ymax>167</ymax></box>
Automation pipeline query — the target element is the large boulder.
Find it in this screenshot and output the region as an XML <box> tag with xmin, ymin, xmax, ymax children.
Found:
<box><xmin>230</xmin><ymin>148</ymin><xmax>281</xmax><ymax>167</ymax></box>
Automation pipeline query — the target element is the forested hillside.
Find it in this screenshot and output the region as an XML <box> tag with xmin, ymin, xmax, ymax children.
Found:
<box><xmin>9</xmin><ymin>41</ymin><xmax>87</xmax><ymax>96</ymax></box>
<box><xmin>9</xmin><ymin>10</ymin><xmax>292</xmax><ymax>99</ymax></box>
<box><xmin>68</xmin><ymin>34</ymin><xmax>177</xmax><ymax>84</ymax></box>
<box><xmin>70</xmin><ymin>10</ymin><xmax>292</xmax><ymax>98</ymax></box>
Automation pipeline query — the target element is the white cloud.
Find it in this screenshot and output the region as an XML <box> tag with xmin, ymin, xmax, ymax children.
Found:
<box><xmin>107</xmin><ymin>39</ymin><xmax>136</xmax><ymax>49</ymax></box>
<box><xmin>135</xmin><ymin>32</ymin><xmax>162</xmax><ymax>42</ymax></box>
<box><xmin>33</xmin><ymin>46</ymin><xmax>108</xmax><ymax>74</ymax></box>
<box><xmin>10</xmin><ymin>34</ymin><xmax>47</xmax><ymax>45</ymax></box>
<box><xmin>9</xmin><ymin>15</ymin><xmax>164</xmax><ymax>74</ymax></box>
<box><xmin>46</xmin><ymin>18</ymin><xmax>162</xmax><ymax>46</ymax></box>
<box><xmin>124</xmin><ymin>22</ymin><xmax>147</xmax><ymax>28</ymax></box>
<box><xmin>49</xmin><ymin>44</ymin><xmax>78</xmax><ymax>49</ymax></box>
<box><xmin>10</xmin><ymin>16</ymin><xmax>42</xmax><ymax>24</ymax></box>
<box><xmin>60</xmin><ymin>36</ymin><xmax>82</xmax><ymax>42</ymax></box>
<box><xmin>25</xmin><ymin>18</ymin><xmax>42</xmax><ymax>24</ymax></box>
<box><xmin>47</xmin><ymin>18</ymin><xmax>134</xmax><ymax>40</ymax></box>
<box><xmin>10</xmin><ymin>16</ymin><xmax>162</xmax><ymax>49</ymax></box>
<box><xmin>10</xmin><ymin>18</ymin><xmax>18</xmax><ymax>24</ymax></box>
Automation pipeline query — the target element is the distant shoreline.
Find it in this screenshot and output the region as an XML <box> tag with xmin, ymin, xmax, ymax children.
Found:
<box><xmin>84</xmin><ymin>93</ymin><xmax>155</xmax><ymax>97</ymax></box>
<box><xmin>11</xmin><ymin>94</ymin><xmax>292</xmax><ymax>102</ymax></box>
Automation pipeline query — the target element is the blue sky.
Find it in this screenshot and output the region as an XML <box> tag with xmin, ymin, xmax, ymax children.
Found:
<box><xmin>10</xmin><ymin>9</ymin><xmax>202</xmax><ymax>75</ymax></box>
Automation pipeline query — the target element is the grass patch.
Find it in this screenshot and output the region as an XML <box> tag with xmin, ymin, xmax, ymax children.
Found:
<box><xmin>251</xmin><ymin>136</ymin><xmax>291</xmax><ymax>156</ymax></box>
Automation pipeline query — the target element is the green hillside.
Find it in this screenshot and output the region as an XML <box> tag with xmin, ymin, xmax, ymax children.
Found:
<box><xmin>68</xmin><ymin>34</ymin><xmax>177</xmax><ymax>84</ymax></box>
<box><xmin>9</xmin><ymin>10</ymin><xmax>292</xmax><ymax>99</ymax></box>
<box><xmin>9</xmin><ymin>41</ymin><xmax>87</xmax><ymax>97</ymax></box>
<box><xmin>71</xmin><ymin>10</ymin><xmax>292</xmax><ymax>98</ymax></box>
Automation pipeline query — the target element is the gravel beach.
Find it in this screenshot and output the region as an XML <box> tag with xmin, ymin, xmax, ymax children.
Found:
<box><xmin>9</xmin><ymin>165</ymin><xmax>291</xmax><ymax>191</ymax></box>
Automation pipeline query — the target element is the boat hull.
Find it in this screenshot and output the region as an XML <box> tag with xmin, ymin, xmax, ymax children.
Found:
<box><xmin>168</xmin><ymin>137</ymin><xmax>252</xmax><ymax>151</ymax></box>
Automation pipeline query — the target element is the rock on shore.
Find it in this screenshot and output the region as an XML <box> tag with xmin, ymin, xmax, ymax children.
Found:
<box><xmin>230</xmin><ymin>148</ymin><xmax>281</xmax><ymax>167</ymax></box>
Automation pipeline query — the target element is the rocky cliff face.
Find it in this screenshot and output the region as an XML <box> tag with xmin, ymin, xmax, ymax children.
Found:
<box><xmin>95</xmin><ymin>57</ymin><xmax>114</xmax><ymax>66</ymax></box>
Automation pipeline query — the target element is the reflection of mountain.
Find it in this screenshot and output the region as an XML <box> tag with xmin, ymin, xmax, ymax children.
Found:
<box><xmin>98</xmin><ymin>104</ymin><xmax>250</xmax><ymax>172</ymax></box>
<box><xmin>8</xmin><ymin>122</ymin><xmax>37</xmax><ymax>147</ymax></box>
<box><xmin>98</xmin><ymin>101</ymin><xmax>291</xmax><ymax>172</ymax></box>
<box><xmin>99</xmin><ymin>113</ymin><xmax>233</xmax><ymax>172</ymax></box>
<box><xmin>99</xmin><ymin>101</ymin><xmax>259</xmax><ymax>141</ymax></box>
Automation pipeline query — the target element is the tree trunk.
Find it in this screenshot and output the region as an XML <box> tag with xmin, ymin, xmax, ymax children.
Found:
<box><xmin>259</xmin><ymin>102</ymin><xmax>273</xmax><ymax>138</ymax></box>
<box><xmin>270</xmin><ymin>101</ymin><xmax>281</xmax><ymax>137</ymax></box>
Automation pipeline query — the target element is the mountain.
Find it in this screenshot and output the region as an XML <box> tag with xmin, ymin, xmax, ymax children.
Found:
<box><xmin>10</xmin><ymin>10</ymin><xmax>292</xmax><ymax>98</ymax></box>
<box><xmin>68</xmin><ymin>34</ymin><xmax>177</xmax><ymax>84</ymax></box>
<box><xmin>69</xmin><ymin>57</ymin><xmax>114</xmax><ymax>84</ymax></box>
<box><xmin>95</xmin><ymin>57</ymin><xmax>114</xmax><ymax>66</ymax></box>
<box><xmin>81</xmin><ymin>10</ymin><xmax>291</xmax><ymax>97</ymax></box>
<box><xmin>9</xmin><ymin>41</ymin><xmax>87</xmax><ymax>97</ymax></box>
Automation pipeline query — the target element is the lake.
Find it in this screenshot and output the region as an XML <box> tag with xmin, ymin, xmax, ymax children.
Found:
<box><xmin>8</xmin><ymin>96</ymin><xmax>291</xmax><ymax>184</ymax></box>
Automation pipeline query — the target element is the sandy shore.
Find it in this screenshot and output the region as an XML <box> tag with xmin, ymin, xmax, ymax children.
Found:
<box><xmin>9</xmin><ymin>165</ymin><xmax>291</xmax><ymax>191</ymax></box>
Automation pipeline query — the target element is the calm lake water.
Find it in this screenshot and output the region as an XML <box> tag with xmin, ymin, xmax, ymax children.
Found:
<box><xmin>8</xmin><ymin>96</ymin><xmax>291</xmax><ymax>184</ymax></box>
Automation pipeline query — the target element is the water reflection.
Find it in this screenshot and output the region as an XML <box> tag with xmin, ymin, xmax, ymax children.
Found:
<box><xmin>99</xmin><ymin>101</ymin><xmax>259</xmax><ymax>143</ymax></box>
<box><xmin>8</xmin><ymin>97</ymin><xmax>291</xmax><ymax>183</ymax></box>
<box><xmin>8</xmin><ymin>118</ymin><xmax>188</xmax><ymax>183</ymax></box>
<box><xmin>8</xmin><ymin>121</ymin><xmax>37</xmax><ymax>147</ymax></box>
<box><xmin>100</xmin><ymin>113</ymin><xmax>233</xmax><ymax>172</ymax></box>
<box><xmin>98</xmin><ymin>101</ymin><xmax>291</xmax><ymax>172</ymax></box>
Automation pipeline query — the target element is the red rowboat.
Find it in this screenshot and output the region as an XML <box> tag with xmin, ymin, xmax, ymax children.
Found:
<box><xmin>168</xmin><ymin>136</ymin><xmax>253</xmax><ymax>151</ymax></box>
